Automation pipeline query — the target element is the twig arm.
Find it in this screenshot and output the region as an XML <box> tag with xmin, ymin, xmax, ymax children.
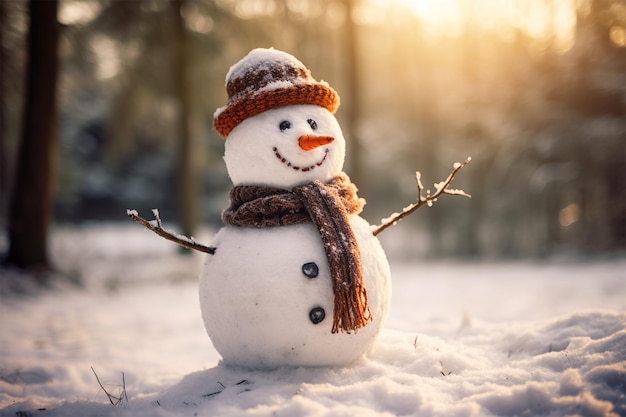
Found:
<box><xmin>372</xmin><ymin>157</ymin><xmax>472</xmax><ymax>237</ymax></box>
<box><xmin>127</xmin><ymin>209</ymin><xmax>216</xmax><ymax>255</ymax></box>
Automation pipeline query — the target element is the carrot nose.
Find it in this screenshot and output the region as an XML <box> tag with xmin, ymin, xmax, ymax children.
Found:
<box><xmin>298</xmin><ymin>134</ymin><xmax>334</xmax><ymax>151</ymax></box>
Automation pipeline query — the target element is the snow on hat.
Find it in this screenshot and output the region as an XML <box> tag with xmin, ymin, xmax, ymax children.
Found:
<box><xmin>213</xmin><ymin>48</ymin><xmax>340</xmax><ymax>138</ymax></box>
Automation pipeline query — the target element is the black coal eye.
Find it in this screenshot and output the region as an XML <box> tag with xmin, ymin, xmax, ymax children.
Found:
<box><xmin>279</xmin><ymin>120</ymin><xmax>291</xmax><ymax>131</ymax></box>
<box><xmin>307</xmin><ymin>119</ymin><xmax>318</xmax><ymax>130</ymax></box>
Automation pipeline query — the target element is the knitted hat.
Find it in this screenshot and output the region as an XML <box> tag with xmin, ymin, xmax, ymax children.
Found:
<box><xmin>213</xmin><ymin>48</ymin><xmax>340</xmax><ymax>138</ymax></box>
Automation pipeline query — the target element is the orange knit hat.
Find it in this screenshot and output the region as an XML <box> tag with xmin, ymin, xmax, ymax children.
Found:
<box><xmin>213</xmin><ymin>48</ymin><xmax>340</xmax><ymax>138</ymax></box>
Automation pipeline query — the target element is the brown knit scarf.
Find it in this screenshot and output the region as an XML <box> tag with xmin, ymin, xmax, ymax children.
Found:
<box><xmin>222</xmin><ymin>173</ymin><xmax>372</xmax><ymax>334</ymax></box>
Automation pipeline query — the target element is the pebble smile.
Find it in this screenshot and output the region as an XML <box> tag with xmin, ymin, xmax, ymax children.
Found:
<box><xmin>273</xmin><ymin>147</ymin><xmax>329</xmax><ymax>172</ymax></box>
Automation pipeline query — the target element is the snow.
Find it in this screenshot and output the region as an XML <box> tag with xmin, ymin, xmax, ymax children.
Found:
<box><xmin>1</xmin><ymin>225</ymin><xmax>625</xmax><ymax>417</ymax></box>
<box><xmin>224</xmin><ymin>48</ymin><xmax>306</xmax><ymax>89</ymax></box>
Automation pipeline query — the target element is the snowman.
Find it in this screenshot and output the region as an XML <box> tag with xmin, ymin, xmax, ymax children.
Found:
<box><xmin>199</xmin><ymin>48</ymin><xmax>391</xmax><ymax>369</ymax></box>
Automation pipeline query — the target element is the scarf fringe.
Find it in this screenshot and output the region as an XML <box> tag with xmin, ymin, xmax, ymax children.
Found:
<box><xmin>332</xmin><ymin>282</ymin><xmax>372</xmax><ymax>333</ymax></box>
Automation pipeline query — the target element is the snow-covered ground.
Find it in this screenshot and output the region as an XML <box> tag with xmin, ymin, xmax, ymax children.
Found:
<box><xmin>1</xmin><ymin>224</ymin><xmax>625</xmax><ymax>417</ymax></box>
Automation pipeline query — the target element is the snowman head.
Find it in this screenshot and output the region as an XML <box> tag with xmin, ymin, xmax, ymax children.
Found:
<box><xmin>224</xmin><ymin>104</ymin><xmax>345</xmax><ymax>187</ymax></box>
<box><xmin>214</xmin><ymin>48</ymin><xmax>345</xmax><ymax>188</ymax></box>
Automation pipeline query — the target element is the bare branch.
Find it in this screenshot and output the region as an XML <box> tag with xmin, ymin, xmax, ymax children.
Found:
<box><xmin>122</xmin><ymin>372</ymin><xmax>128</xmax><ymax>403</ymax></box>
<box><xmin>91</xmin><ymin>367</ymin><xmax>126</xmax><ymax>407</ymax></box>
<box><xmin>126</xmin><ymin>209</ymin><xmax>216</xmax><ymax>255</ymax></box>
<box><xmin>372</xmin><ymin>157</ymin><xmax>472</xmax><ymax>237</ymax></box>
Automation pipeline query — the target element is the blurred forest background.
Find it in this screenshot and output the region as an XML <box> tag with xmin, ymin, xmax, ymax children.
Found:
<box><xmin>1</xmin><ymin>0</ymin><xmax>625</xmax><ymax>270</ymax></box>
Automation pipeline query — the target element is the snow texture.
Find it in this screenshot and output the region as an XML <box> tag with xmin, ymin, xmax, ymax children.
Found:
<box><xmin>1</xmin><ymin>225</ymin><xmax>625</xmax><ymax>417</ymax></box>
<box><xmin>224</xmin><ymin>48</ymin><xmax>305</xmax><ymax>88</ymax></box>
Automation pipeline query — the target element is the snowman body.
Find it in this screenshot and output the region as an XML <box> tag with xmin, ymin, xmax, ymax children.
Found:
<box><xmin>201</xmin><ymin>49</ymin><xmax>391</xmax><ymax>369</ymax></box>
<box><xmin>200</xmin><ymin>216</ymin><xmax>390</xmax><ymax>368</ymax></box>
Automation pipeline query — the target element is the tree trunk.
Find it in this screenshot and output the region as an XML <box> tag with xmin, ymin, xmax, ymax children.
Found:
<box><xmin>342</xmin><ymin>0</ymin><xmax>364</xmax><ymax>190</ymax></box>
<box><xmin>170</xmin><ymin>0</ymin><xmax>198</xmax><ymax>242</ymax></box>
<box><xmin>0</xmin><ymin>0</ymin><xmax>7</xmax><ymax>223</ymax></box>
<box><xmin>409</xmin><ymin>22</ymin><xmax>443</xmax><ymax>256</ymax></box>
<box><xmin>5</xmin><ymin>0</ymin><xmax>60</xmax><ymax>271</ymax></box>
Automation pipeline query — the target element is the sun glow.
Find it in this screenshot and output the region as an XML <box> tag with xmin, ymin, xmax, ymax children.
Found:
<box><xmin>389</xmin><ymin>0</ymin><xmax>463</xmax><ymax>30</ymax></box>
<box><xmin>362</xmin><ymin>0</ymin><xmax>578</xmax><ymax>53</ymax></box>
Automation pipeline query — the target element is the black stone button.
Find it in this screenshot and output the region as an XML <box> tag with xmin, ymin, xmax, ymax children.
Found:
<box><xmin>302</xmin><ymin>262</ymin><xmax>319</xmax><ymax>278</ymax></box>
<box><xmin>309</xmin><ymin>306</ymin><xmax>326</xmax><ymax>324</ymax></box>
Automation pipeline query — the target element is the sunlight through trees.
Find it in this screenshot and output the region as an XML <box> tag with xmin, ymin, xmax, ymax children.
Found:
<box><xmin>1</xmin><ymin>0</ymin><xmax>624</xmax><ymax>265</ymax></box>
